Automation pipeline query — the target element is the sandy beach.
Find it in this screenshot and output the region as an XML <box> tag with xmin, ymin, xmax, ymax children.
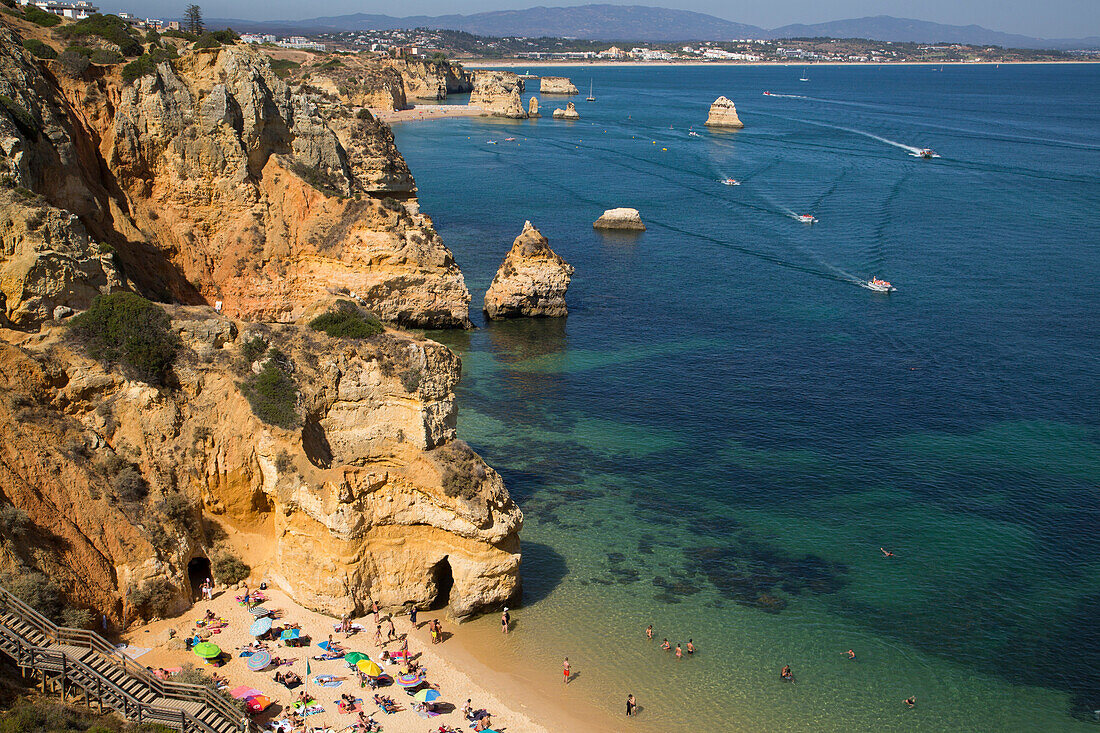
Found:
<box><xmin>372</xmin><ymin>105</ymin><xmax>485</xmax><ymax>124</ymax></box>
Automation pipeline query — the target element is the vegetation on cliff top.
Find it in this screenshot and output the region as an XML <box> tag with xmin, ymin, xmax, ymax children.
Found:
<box><xmin>309</xmin><ymin>300</ymin><xmax>384</xmax><ymax>339</ymax></box>
<box><xmin>121</xmin><ymin>45</ymin><xmax>177</xmax><ymax>82</ymax></box>
<box><xmin>57</xmin><ymin>14</ymin><xmax>144</xmax><ymax>57</ymax></box>
<box><xmin>23</xmin><ymin>4</ymin><xmax>61</xmax><ymax>27</ymax></box>
<box><xmin>67</xmin><ymin>292</ymin><xmax>181</xmax><ymax>386</ymax></box>
<box><xmin>239</xmin><ymin>351</ymin><xmax>300</xmax><ymax>429</ymax></box>
<box><xmin>0</xmin><ymin>698</ymin><xmax>173</xmax><ymax>733</ymax></box>
<box><xmin>22</xmin><ymin>38</ymin><xmax>57</xmax><ymax>60</ymax></box>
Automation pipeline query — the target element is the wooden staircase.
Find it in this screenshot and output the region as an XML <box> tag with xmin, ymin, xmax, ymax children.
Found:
<box><xmin>0</xmin><ymin>586</ymin><xmax>250</xmax><ymax>733</ymax></box>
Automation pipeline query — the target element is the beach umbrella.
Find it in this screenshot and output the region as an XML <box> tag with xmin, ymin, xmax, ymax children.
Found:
<box><xmin>356</xmin><ymin>659</ymin><xmax>383</xmax><ymax>677</ymax></box>
<box><xmin>280</xmin><ymin>628</ymin><xmax>300</xmax><ymax>640</ymax></box>
<box><xmin>229</xmin><ymin>685</ymin><xmax>263</xmax><ymax>700</ymax></box>
<box><xmin>249</xmin><ymin>605</ymin><xmax>269</xmax><ymax>616</ymax></box>
<box><xmin>343</xmin><ymin>652</ymin><xmax>368</xmax><ymax>666</ymax></box>
<box><xmin>247</xmin><ymin>650</ymin><xmax>271</xmax><ymax>671</ymax></box>
<box><xmin>413</xmin><ymin>688</ymin><xmax>441</xmax><ymax>703</ymax></box>
<box><xmin>192</xmin><ymin>641</ymin><xmax>221</xmax><ymax>659</ymax></box>
<box><xmin>249</xmin><ymin>617</ymin><xmax>272</xmax><ymax>636</ymax></box>
<box><xmin>245</xmin><ymin>694</ymin><xmax>272</xmax><ymax>712</ymax></box>
<box><xmin>396</xmin><ymin>672</ymin><xmax>421</xmax><ymax>687</ymax></box>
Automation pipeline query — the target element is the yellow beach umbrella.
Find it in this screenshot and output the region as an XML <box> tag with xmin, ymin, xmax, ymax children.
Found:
<box><xmin>356</xmin><ymin>659</ymin><xmax>383</xmax><ymax>677</ymax></box>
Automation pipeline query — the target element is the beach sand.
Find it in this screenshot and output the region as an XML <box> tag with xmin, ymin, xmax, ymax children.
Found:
<box><xmin>124</xmin><ymin>587</ymin><xmax>616</xmax><ymax>733</ymax></box>
<box><xmin>373</xmin><ymin>105</ymin><xmax>485</xmax><ymax>124</ymax></box>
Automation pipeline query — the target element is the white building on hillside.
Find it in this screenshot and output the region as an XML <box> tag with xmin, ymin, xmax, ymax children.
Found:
<box><xmin>20</xmin><ymin>0</ymin><xmax>99</xmax><ymax>19</ymax></box>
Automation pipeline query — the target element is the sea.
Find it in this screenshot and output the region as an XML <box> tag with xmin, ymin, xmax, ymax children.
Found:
<box><xmin>394</xmin><ymin>63</ymin><xmax>1100</xmax><ymax>731</ymax></box>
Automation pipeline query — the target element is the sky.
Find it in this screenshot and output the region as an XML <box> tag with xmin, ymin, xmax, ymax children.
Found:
<box><xmin>111</xmin><ymin>0</ymin><xmax>1100</xmax><ymax>39</ymax></box>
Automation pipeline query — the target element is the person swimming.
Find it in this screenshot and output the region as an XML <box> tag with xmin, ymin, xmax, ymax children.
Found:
<box><xmin>780</xmin><ymin>665</ymin><xmax>794</xmax><ymax>681</ymax></box>
<box><xmin>660</xmin><ymin>638</ymin><xmax>671</xmax><ymax>650</ymax></box>
<box><xmin>847</xmin><ymin>649</ymin><xmax>856</xmax><ymax>660</ymax></box>
<box><xmin>687</xmin><ymin>639</ymin><xmax>695</xmax><ymax>654</ymax></box>
<box><xmin>645</xmin><ymin>624</ymin><xmax>653</xmax><ymax>640</ymax></box>
<box><xmin>881</xmin><ymin>547</ymin><xmax>895</xmax><ymax>557</ymax></box>
<box><xmin>675</xmin><ymin>644</ymin><xmax>682</xmax><ymax>659</ymax></box>
<box><xmin>904</xmin><ymin>695</ymin><xmax>916</xmax><ymax>708</ymax></box>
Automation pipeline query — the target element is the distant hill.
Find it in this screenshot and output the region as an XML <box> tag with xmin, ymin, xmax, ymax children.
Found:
<box><xmin>209</xmin><ymin>5</ymin><xmax>1100</xmax><ymax>50</ymax></box>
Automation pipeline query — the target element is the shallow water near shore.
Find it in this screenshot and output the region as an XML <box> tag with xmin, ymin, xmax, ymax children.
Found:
<box><xmin>403</xmin><ymin>63</ymin><xmax>1100</xmax><ymax>731</ymax></box>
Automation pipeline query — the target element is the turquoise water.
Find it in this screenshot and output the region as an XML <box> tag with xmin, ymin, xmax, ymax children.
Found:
<box><xmin>398</xmin><ymin>64</ymin><xmax>1100</xmax><ymax>730</ymax></box>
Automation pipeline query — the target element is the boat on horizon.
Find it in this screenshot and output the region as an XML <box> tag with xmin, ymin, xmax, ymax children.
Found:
<box><xmin>721</xmin><ymin>177</ymin><xmax>740</xmax><ymax>186</ymax></box>
<box><xmin>797</xmin><ymin>214</ymin><xmax>817</xmax><ymax>224</ymax></box>
<box><xmin>863</xmin><ymin>277</ymin><xmax>895</xmax><ymax>292</ymax></box>
<box><xmin>586</xmin><ymin>80</ymin><xmax>595</xmax><ymax>102</ymax></box>
<box><xmin>799</xmin><ymin>67</ymin><xmax>809</xmax><ymax>82</ymax></box>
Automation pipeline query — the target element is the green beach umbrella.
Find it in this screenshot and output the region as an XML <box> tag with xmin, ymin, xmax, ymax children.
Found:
<box><xmin>192</xmin><ymin>641</ymin><xmax>221</xmax><ymax>659</ymax></box>
<box><xmin>344</xmin><ymin>652</ymin><xmax>368</xmax><ymax>666</ymax></box>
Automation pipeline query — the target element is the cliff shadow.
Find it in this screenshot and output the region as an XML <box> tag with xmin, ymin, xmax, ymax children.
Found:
<box><xmin>518</xmin><ymin>541</ymin><xmax>567</xmax><ymax>607</ymax></box>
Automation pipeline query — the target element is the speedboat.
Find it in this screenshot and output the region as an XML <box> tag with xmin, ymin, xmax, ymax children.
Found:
<box><xmin>797</xmin><ymin>214</ymin><xmax>817</xmax><ymax>224</ymax></box>
<box><xmin>722</xmin><ymin>178</ymin><xmax>740</xmax><ymax>186</ymax></box>
<box><xmin>763</xmin><ymin>91</ymin><xmax>773</xmax><ymax>96</ymax></box>
<box><xmin>864</xmin><ymin>277</ymin><xmax>895</xmax><ymax>292</ymax></box>
<box><xmin>689</xmin><ymin>131</ymin><xmax>701</xmax><ymax>137</ymax></box>
<box><xmin>504</xmin><ymin>137</ymin><xmax>516</xmax><ymax>141</ymax></box>
<box><xmin>487</xmin><ymin>140</ymin><xmax>498</xmax><ymax>145</ymax></box>
<box><xmin>913</xmin><ymin>148</ymin><xmax>938</xmax><ymax>158</ymax></box>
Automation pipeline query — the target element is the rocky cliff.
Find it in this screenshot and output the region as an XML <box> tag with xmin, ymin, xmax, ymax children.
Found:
<box><xmin>594</xmin><ymin>208</ymin><xmax>645</xmax><ymax>231</ymax></box>
<box><xmin>552</xmin><ymin>102</ymin><xmax>580</xmax><ymax>120</ymax></box>
<box><xmin>307</xmin><ymin>55</ymin><xmax>473</xmax><ymax>112</ymax></box>
<box><xmin>539</xmin><ymin>76</ymin><xmax>578</xmax><ymax>95</ymax></box>
<box><xmin>470</xmin><ymin>71</ymin><xmax>527</xmax><ymax>119</ymax></box>
<box><xmin>483</xmin><ymin>221</ymin><xmax>573</xmax><ymax>320</ymax></box>
<box><xmin>0</xmin><ymin>27</ymin><xmax>472</xmax><ymax>329</ymax></box>
<box><xmin>704</xmin><ymin>96</ymin><xmax>744</xmax><ymax>128</ymax></box>
<box><xmin>0</xmin><ymin>308</ymin><xmax>521</xmax><ymax>621</ymax></box>
<box><xmin>0</xmin><ymin>20</ymin><xmax>518</xmax><ymax>625</ymax></box>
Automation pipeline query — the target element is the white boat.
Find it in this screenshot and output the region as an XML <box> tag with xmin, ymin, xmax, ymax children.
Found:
<box><xmin>689</xmin><ymin>131</ymin><xmax>701</xmax><ymax>137</ymax></box>
<box><xmin>487</xmin><ymin>140</ymin><xmax>498</xmax><ymax>145</ymax></box>
<box><xmin>504</xmin><ymin>137</ymin><xmax>516</xmax><ymax>141</ymax></box>
<box><xmin>911</xmin><ymin>148</ymin><xmax>939</xmax><ymax>159</ymax></box>
<box><xmin>799</xmin><ymin>67</ymin><xmax>809</xmax><ymax>82</ymax></box>
<box><xmin>797</xmin><ymin>214</ymin><xmax>817</xmax><ymax>224</ymax></box>
<box><xmin>864</xmin><ymin>277</ymin><xmax>895</xmax><ymax>292</ymax></box>
<box><xmin>722</xmin><ymin>178</ymin><xmax>740</xmax><ymax>186</ymax></box>
<box><xmin>763</xmin><ymin>91</ymin><xmax>773</xmax><ymax>96</ymax></box>
<box><xmin>586</xmin><ymin>81</ymin><xmax>595</xmax><ymax>102</ymax></box>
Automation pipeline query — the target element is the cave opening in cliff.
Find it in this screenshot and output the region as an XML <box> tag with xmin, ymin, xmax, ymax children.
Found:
<box><xmin>187</xmin><ymin>556</ymin><xmax>211</xmax><ymax>601</ymax></box>
<box><xmin>429</xmin><ymin>557</ymin><xmax>454</xmax><ymax>610</ymax></box>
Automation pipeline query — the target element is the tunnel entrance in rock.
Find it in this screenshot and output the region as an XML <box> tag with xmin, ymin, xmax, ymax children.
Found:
<box><xmin>429</xmin><ymin>557</ymin><xmax>454</xmax><ymax>610</ymax></box>
<box><xmin>187</xmin><ymin>557</ymin><xmax>211</xmax><ymax>601</ymax></box>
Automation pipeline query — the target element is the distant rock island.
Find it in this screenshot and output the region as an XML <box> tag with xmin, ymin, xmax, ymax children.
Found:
<box><xmin>528</xmin><ymin>97</ymin><xmax>540</xmax><ymax>117</ymax></box>
<box><xmin>484</xmin><ymin>221</ymin><xmax>574</xmax><ymax>319</ymax></box>
<box><xmin>471</xmin><ymin>70</ymin><xmax>528</xmax><ymax>118</ymax></box>
<box><xmin>552</xmin><ymin>102</ymin><xmax>580</xmax><ymax>120</ymax></box>
<box><xmin>705</xmin><ymin>96</ymin><xmax>744</xmax><ymax>128</ymax></box>
<box><xmin>594</xmin><ymin>208</ymin><xmax>645</xmax><ymax>231</ymax></box>
<box><xmin>540</xmin><ymin>76</ymin><xmax>579</xmax><ymax>94</ymax></box>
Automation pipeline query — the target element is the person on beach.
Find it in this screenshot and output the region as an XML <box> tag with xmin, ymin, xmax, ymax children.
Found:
<box><xmin>626</xmin><ymin>694</ymin><xmax>637</xmax><ymax>716</ymax></box>
<box><xmin>372</xmin><ymin>600</ymin><xmax>380</xmax><ymax>624</ymax></box>
<box><xmin>386</xmin><ymin>617</ymin><xmax>397</xmax><ymax>641</ymax></box>
<box><xmin>645</xmin><ymin>624</ymin><xmax>653</xmax><ymax>640</ymax></box>
<box><xmin>904</xmin><ymin>695</ymin><xmax>917</xmax><ymax>708</ymax></box>
<box><xmin>501</xmin><ymin>607</ymin><xmax>510</xmax><ymax>634</ymax></box>
<box><xmin>847</xmin><ymin>649</ymin><xmax>856</xmax><ymax>660</ymax></box>
<box><xmin>687</xmin><ymin>639</ymin><xmax>695</xmax><ymax>654</ymax></box>
<box><xmin>374</xmin><ymin>625</ymin><xmax>383</xmax><ymax>647</ymax></box>
<box><xmin>660</xmin><ymin>638</ymin><xmax>670</xmax><ymax>651</ymax></box>
<box><xmin>409</xmin><ymin>605</ymin><xmax>418</xmax><ymax>626</ymax></box>
<box><xmin>881</xmin><ymin>547</ymin><xmax>895</xmax><ymax>557</ymax></box>
<box><xmin>563</xmin><ymin>657</ymin><xmax>571</xmax><ymax>684</ymax></box>
<box><xmin>675</xmin><ymin>643</ymin><xmax>682</xmax><ymax>659</ymax></box>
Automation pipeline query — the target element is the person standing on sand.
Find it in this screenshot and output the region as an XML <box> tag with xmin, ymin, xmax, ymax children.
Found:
<box><xmin>374</xmin><ymin>625</ymin><xmax>383</xmax><ymax>647</ymax></box>
<box><xmin>563</xmin><ymin>657</ymin><xmax>571</xmax><ymax>684</ymax></box>
<box><xmin>372</xmin><ymin>600</ymin><xmax>380</xmax><ymax>624</ymax></box>
<box><xmin>386</xmin><ymin>617</ymin><xmax>397</xmax><ymax>641</ymax></box>
<box><xmin>626</xmin><ymin>694</ymin><xmax>636</xmax><ymax>716</ymax></box>
<box><xmin>501</xmin><ymin>607</ymin><xmax>510</xmax><ymax>634</ymax></box>
<box><xmin>409</xmin><ymin>605</ymin><xmax>418</xmax><ymax>627</ymax></box>
<box><xmin>645</xmin><ymin>625</ymin><xmax>653</xmax><ymax>640</ymax></box>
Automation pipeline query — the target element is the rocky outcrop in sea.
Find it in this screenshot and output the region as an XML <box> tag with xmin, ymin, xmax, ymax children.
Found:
<box><xmin>471</xmin><ymin>70</ymin><xmax>528</xmax><ymax>118</ymax></box>
<box><xmin>528</xmin><ymin>96</ymin><xmax>540</xmax><ymax>117</ymax></box>
<box><xmin>540</xmin><ymin>76</ymin><xmax>578</xmax><ymax>94</ymax></box>
<box><xmin>552</xmin><ymin>102</ymin><xmax>580</xmax><ymax>120</ymax></box>
<box><xmin>705</xmin><ymin>96</ymin><xmax>744</xmax><ymax>128</ymax></box>
<box><xmin>594</xmin><ymin>208</ymin><xmax>646</xmax><ymax>231</ymax></box>
<box><xmin>483</xmin><ymin>221</ymin><xmax>574</xmax><ymax>319</ymax></box>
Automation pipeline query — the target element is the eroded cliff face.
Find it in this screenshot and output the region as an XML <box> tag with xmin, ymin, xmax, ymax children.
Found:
<box><xmin>483</xmin><ymin>221</ymin><xmax>573</xmax><ymax>320</ymax></box>
<box><xmin>303</xmin><ymin>55</ymin><xmax>473</xmax><ymax>112</ymax></box>
<box><xmin>470</xmin><ymin>71</ymin><xmax>527</xmax><ymax>119</ymax></box>
<box><xmin>0</xmin><ymin>28</ymin><xmax>472</xmax><ymax>329</ymax></box>
<box><xmin>0</xmin><ymin>308</ymin><xmax>521</xmax><ymax>621</ymax></box>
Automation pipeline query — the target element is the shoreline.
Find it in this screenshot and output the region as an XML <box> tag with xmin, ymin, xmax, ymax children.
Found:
<box><xmin>124</xmin><ymin>586</ymin><xmax>615</xmax><ymax>733</ymax></box>
<box><xmin>372</xmin><ymin>104</ymin><xmax>484</xmax><ymax>123</ymax></box>
<box><xmin>462</xmin><ymin>59</ymin><xmax>1100</xmax><ymax>68</ymax></box>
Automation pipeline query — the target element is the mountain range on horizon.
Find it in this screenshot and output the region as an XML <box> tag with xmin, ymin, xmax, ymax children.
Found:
<box><xmin>206</xmin><ymin>4</ymin><xmax>1100</xmax><ymax>50</ymax></box>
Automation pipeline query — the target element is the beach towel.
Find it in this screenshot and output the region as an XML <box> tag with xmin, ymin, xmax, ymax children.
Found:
<box><xmin>302</xmin><ymin>706</ymin><xmax>324</xmax><ymax>717</ymax></box>
<box><xmin>312</xmin><ymin>653</ymin><xmax>342</xmax><ymax>661</ymax></box>
<box><xmin>115</xmin><ymin>644</ymin><xmax>151</xmax><ymax>660</ymax></box>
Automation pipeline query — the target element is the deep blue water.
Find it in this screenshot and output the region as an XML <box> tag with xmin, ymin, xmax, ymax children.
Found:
<box><xmin>397</xmin><ymin>64</ymin><xmax>1100</xmax><ymax>730</ymax></box>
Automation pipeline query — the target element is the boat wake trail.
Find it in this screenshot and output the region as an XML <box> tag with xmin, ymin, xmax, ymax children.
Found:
<box><xmin>767</xmin><ymin>113</ymin><xmax>927</xmax><ymax>155</ymax></box>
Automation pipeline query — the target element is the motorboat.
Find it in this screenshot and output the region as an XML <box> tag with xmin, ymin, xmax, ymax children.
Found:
<box><xmin>504</xmin><ymin>137</ymin><xmax>516</xmax><ymax>141</ymax></box>
<box><xmin>864</xmin><ymin>277</ymin><xmax>895</xmax><ymax>292</ymax></box>
<box><xmin>912</xmin><ymin>148</ymin><xmax>939</xmax><ymax>159</ymax></box>
<box><xmin>689</xmin><ymin>131</ymin><xmax>701</xmax><ymax>137</ymax></box>
<box><xmin>797</xmin><ymin>214</ymin><xmax>817</xmax><ymax>223</ymax></box>
<box><xmin>722</xmin><ymin>178</ymin><xmax>740</xmax><ymax>186</ymax></box>
<box><xmin>487</xmin><ymin>140</ymin><xmax>498</xmax><ymax>145</ymax></box>
<box><xmin>763</xmin><ymin>91</ymin><xmax>773</xmax><ymax>96</ymax></box>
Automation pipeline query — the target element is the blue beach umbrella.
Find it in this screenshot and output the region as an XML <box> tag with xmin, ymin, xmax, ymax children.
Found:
<box><xmin>281</xmin><ymin>628</ymin><xmax>300</xmax><ymax>640</ymax></box>
<box><xmin>249</xmin><ymin>617</ymin><xmax>272</xmax><ymax>636</ymax></box>
<box><xmin>413</xmin><ymin>688</ymin><xmax>441</xmax><ymax>703</ymax></box>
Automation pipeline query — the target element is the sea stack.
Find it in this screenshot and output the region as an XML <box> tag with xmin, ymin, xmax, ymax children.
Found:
<box><xmin>552</xmin><ymin>102</ymin><xmax>580</xmax><ymax>120</ymax></box>
<box><xmin>704</xmin><ymin>96</ymin><xmax>744</xmax><ymax>128</ymax></box>
<box><xmin>540</xmin><ymin>76</ymin><xmax>579</xmax><ymax>94</ymax></box>
<box><xmin>593</xmin><ymin>208</ymin><xmax>646</xmax><ymax>231</ymax></box>
<box><xmin>528</xmin><ymin>96</ymin><xmax>540</xmax><ymax>117</ymax></box>
<box><xmin>483</xmin><ymin>221</ymin><xmax>574</xmax><ymax>319</ymax></box>
<box><xmin>471</xmin><ymin>70</ymin><xmax>528</xmax><ymax>118</ymax></box>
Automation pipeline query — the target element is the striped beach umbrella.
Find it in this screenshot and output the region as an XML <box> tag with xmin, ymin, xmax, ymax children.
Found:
<box><xmin>413</xmin><ymin>688</ymin><xmax>441</xmax><ymax>703</ymax></box>
<box><xmin>396</xmin><ymin>672</ymin><xmax>421</xmax><ymax>687</ymax></box>
<box><xmin>247</xmin><ymin>650</ymin><xmax>271</xmax><ymax>671</ymax></box>
<box><xmin>249</xmin><ymin>617</ymin><xmax>272</xmax><ymax>636</ymax></box>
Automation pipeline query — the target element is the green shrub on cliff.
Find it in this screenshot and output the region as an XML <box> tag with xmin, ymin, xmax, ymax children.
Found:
<box><xmin>67</xmin><ymin>292</ymin><xmax>181</xmax><ymax>385</ymax></box>
<box><xmin>192</xmin><ymin>32</ymin><xmax>221</xmax><ymax>49</ymax></box>
<box><xmin>0</xmin><ymin>698</ymin><xmax>174</xmax><ymax>732</ymax></box>
<box><xmin>240</xmin><ymin>361</ymin><xmax>299</xmax><ymax>429</ymax></box>
<box><xmin>58</xmin><ymin>14</ymin><xmax>143</xmax><ymax>56</ymax></box>
<box><xmin>309</xmin><ymin>300</ymin><xmax>384</xmax><ymax>339</ymax></box>
<box><xmin>90</xmin><ymin>48</ymin><xmax>123</xmax><ymax>65</ymax></box>
<box><xmin>120</xmin><ymin>45</ymin><xmax>177</xmax><ymax>82</ymax></box>
<box><xmin>22</xmin><ymin>38</ymin><xmax>58</xmax><ymax>60</ymax></box>
<box><xmin>211</xmin><ymin>550</ymin><xmax>250</xmax><ymax>585</ymax></box>
<box><xmin>24</xmin><ymin>5</ymin><xmax>61</xmax><ymax>27</ymax></box>
<box><xmin>269</xmin><ymin>58</ymin><xmax>299</xmax><ymax>78</ymax></box>
<box><xmin>127</xmin><ymin>577</ymin><xmax>175</xmax><ymax>620</ymax></box>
